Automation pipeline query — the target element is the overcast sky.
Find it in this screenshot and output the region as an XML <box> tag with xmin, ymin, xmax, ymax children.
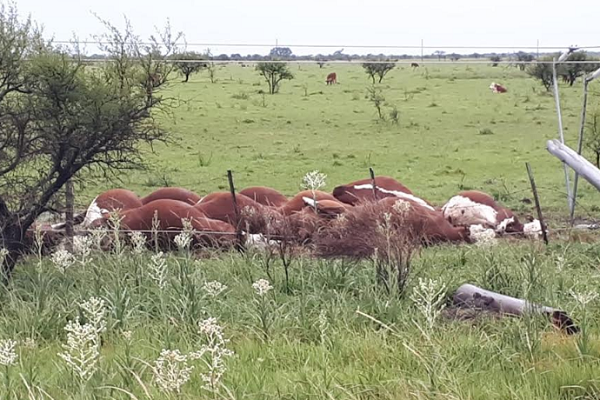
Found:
<box><xmin>16</xmin><ymin>0</ymin><xmax>600</xmax><ymax>56</ymax></box>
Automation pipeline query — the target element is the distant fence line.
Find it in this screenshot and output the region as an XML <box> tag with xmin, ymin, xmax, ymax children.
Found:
<box><xmin>53</xmin><ymin>40</ymin><xmax>600</xmax><ymax>51</ymax></box>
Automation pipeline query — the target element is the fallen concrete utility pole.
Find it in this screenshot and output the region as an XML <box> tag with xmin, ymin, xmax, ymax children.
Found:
<box><xmin>547</xmin><ymin>139</ymin><xmax>600</xmax><ymax>192</ymax></box>
<box><xmin>453</xmin><ymin>283</ymin><xmax>578</xmax><ymax>334</ymax></box>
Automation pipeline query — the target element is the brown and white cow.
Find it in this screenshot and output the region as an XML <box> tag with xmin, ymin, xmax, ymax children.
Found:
<box><xmin>441</xmin><ymin>190</ymin><xmax>524</xmax><ymax>234</ymax></box>
<box><xmin>326</xmin><ymin>72</ymin><xmax>337</xmax><ymax>85</ymax></box>
<box><xmin>82</xmin><ymin>189</ymin><xmax>143</xmax><ymax>228</ymax></box>
<box><xmin>332</xmin><ymin>176</ymin><xmax>435</xmax><ymax>209</ymax></box>
<box><xmin>141</xmin><ymin>187</ymin><xmax>203</xmax><ymax>206</ymax></box>
<box><xmin>279</xmin><ymin>190</ymin><xmax>341</xmax><ymax>215</ymax></box>
<box><xmin>489</xmin><ymin>82</ymin><xmax>507</xmax><ymax>93</ymax></box>
<box><xmin>239</xmin><ymin>186</ymin><xmax>289</xmax><ymax>207</ymax></box>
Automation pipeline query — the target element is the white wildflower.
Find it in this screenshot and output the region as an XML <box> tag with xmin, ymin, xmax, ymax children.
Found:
<box><xmin>0</xmin><ymin>248</ymin><xmax>8</xmax><ymax>266</ymax></box>
<box><xmin>252</xmin><ymin>279</ymin><xmax>273</xmax><ymax>296</ymax></box>
<box><xmin>191</xmin><ymin>317</ymin><xmax>234</xmax><ymax>393</ymax></box>
<box><xmin>570</xmin><ymin>290</ymin><xmax>599</xmax><ymax>307</ymax></box>
<box><xmin>90</xmin><ymin>227</ymin><xmax>108</xmax><ymax>250</ymax></box>
<box><xmin>149</xmin><ymin>252</ymin><xmax>168</xmax><ymax>289</ymax></box>
<box><xmin>33</xmin><ymin>225</ymin><xmax>45</xmax><ymax>255</ymax></box>
<box><xmin>122</xmin><ymin>331</ymin><xmax>133</xmax><ymax>341</ymax></box>
<box><xmin>58</xmin><ymin>319</ymin><xmax>100</xmax><ymax>382</ymax></box>
<box><xmin>392</xmin><ymin>199</ymin><xmax>411</xmax><ymax>216</ymax></box>
<box><xmin>241</xmin><ymin>205</ymin><xmax>256</xmax><ymax>218</ymax></box>
<box><xmin>203</xmin><ymin>281</ymin><xmax>227</xmax><ymax>297</ymax></box>
<box><xmin>410</xmin><ymin>277</ymin><xmax>447</xmax><ymax>331</ymax></box>
<box><xmin>21</xmin><ymin>338</ymin><xmax>37</xmax><ymax>350</ymax></box>
<box><xmin>51</xmin><ymin>249</ymin><xmax>76</xmax><ymax>273</ymax></box>
<box><xmin>128</xmin><ymin>231</ymin><xmax>146</xmax><ymax>254</ymax></box>
<box><xmin>174</xmin><ymin>219</ymin><xmax>194</xmax><ymax>251</ymax></box>
<box><xmin>153</xmin><ymin>349</ymin><xmax>194</xmax><ymax>394</ymax></box>
<box><xmin>377</xmin><ymin>212</ymin><xmax>393</xmax><ymax>236</ymax></box>
<box><xmin>0</xmin><ymin>339</ymin><xmax>18</xmax><ymax>366</ymax></box>
<box><xmin>79</xmin><ymin>297</ymin><xmax>107</xmax><ymax>336</ymax></box>
<box><xmin>174</xmin><ymin>232</ymin><xmax>192</xmax><ymax>251</ymax></box>
<box><xmin>302</xmin><ymin>170</ymin><xmax>327</xmax><ymax>191</ymax></box>
<box><xmin>73</xmin><ymin>235</ymin><xmax>94</xmax><ymax>262</ymax></box>
<box><xmin>318</xmin><ymin>310</ymin><xmax>329</xmax><ymax>345</ymax></box>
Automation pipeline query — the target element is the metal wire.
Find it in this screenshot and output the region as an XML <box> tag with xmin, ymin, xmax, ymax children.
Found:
<box><xmin>52</xmin><ymin>40</ymin><xmax>600</xmax><ymax>51</ymax></box>
<box><xmin>74</xmin><ymin>58</ymin><xmax>600</xmax><ymax>65</ymax></box>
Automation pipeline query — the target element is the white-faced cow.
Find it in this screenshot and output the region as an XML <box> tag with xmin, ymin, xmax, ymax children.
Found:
<box><xmin>442</xmin><ymin>190</ymin><xmax>525</xmax><ymax>235</ymax></box>
<box><xmin>489</xmin><ymin>82</ymin><xmax>507</xmax><ymax>93</ymax></box>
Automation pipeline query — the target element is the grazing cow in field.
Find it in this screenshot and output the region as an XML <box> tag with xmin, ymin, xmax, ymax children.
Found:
<box><xmin>82</xmin><ymin>189</ymin><xmax>143</xmax><ymax>228</ymax></box>
<box><xmin>332</xmin><ymin>176</ymin><xmax>434</xmax><ymax>209</ymax></box>
<box><xmin>326</xmin><ymin>72</ymin><xmax>337</xmax><ymax>85</ymax></box>
<box><xmin>141</xmin><ymin>187</ymin><xmax>202</xmax><ymax>206</ymax></box>
<box><xmin>239</xmin><ymin>186</ymin><xmax>289</xmax><ymax>207</ymax></box>
<box><xmin>489</xmin><ymin>82</ymin><xmax>507</xmax><ymax>93</ymax></box>
<box><xmin>92</xmin><ymin>199</ymin><xmax>235</xmax><ymax>249</ymax></box>
<box><xmin>411</xmin><ymin>62</ymin><xmax>419</xmax><ymax>68</ymax></box>
<box><xmin>442</xmin><ymin>190</ymin><xmax>524</xmax><ymax>234</ymax></box>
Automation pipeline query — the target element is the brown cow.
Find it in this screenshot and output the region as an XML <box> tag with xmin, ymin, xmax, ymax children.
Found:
<box><xmin>239</xmin><ymin>186</ymin><xmax>289</xmax><ymax>207</ymax></box>
<box><xmin>141</xmin><ymin>187</ymin><xmax>203</xmax><ymax>206</ymax></box>
<box><xmin>326</xmin><ymin>72</ymin><xmax>337</xmax><ymax>85</ymax></box>
<box><xmin>194</xmin><ymin>192</ymin><xmax>267</xmax><ymax>232</ymax></box>
<box><xmin>441</xmin><ymin>190</ymin><xmax>523</xmax><ymax>234</ymax></box>
<box><xmin>411</xmin><ymin>62</ymin><xmax>419</xmax><ymax>68</ymax></box>
<box><xmin>332</xmin><ymin>176</ymin><xmax>434</xmax><ymax>209</ymax></box>
<box><xmin>93</xmin><ymin>199</ymin><xmax>235</xmax><ymax>249</ymax></box>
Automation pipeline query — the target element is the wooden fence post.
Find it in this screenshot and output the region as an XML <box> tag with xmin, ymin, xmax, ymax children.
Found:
<box><xmin>525</xmin><ymin>163</ymin><xmax>549</xmax><ymax>245</ymax></box>
<box><xmin>65</xmin><ymin>180</ymin><xmax>74</xmax><ymax>252</ymax></box>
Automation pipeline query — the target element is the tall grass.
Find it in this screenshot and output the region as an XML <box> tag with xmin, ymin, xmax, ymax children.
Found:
<box><xmin>0</xmin><ymin>238</ymin><xmax>598</xmax><ymax>398</ymax></box>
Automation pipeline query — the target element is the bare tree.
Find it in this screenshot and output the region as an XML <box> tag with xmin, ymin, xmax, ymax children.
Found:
<box><xmin>362</xmin><ymin>62</ymin><xmax>395</xmax><ymax>84</ymax></box>
<box><xmin>256</xmin><ymin>62</ymin><xmax>294</xmax><ymax>94</ymax></box>
<box><xmin>527</xmin><ymin>58</ymin><xmax>554</xmax><ymax>91</ymax></box>
<box><xmin>515</xmin><ymin>51</ymin><xmax>535</xmax><ymax>71</ymax></box>
<box><xmin>0</xmin><ymin>7</ymin><xmax>182</xmax><ymax>279</ymax></box>
<box><xmin>559</xmin><ymin>52</ymin><xmax>600</xmax><ymax>86</ymax></box>
<box><xmin>173</xmin><ymin>51</ymin><xmax>207</xmax><ymax>82</ymax></box>
<box><xmin>206</xmin><ymin>62</ymin><xmax>217</xmax><ymax>83</ymax></box>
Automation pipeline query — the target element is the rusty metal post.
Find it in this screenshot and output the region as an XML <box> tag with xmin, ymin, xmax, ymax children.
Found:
<box><xmin>227</xmin><ymin>170</ymin><xmax>245</xmax><ymax>251</ymax></box>
<box><xmin>525</xmin><ymin>163</ymin><xmax>549</xmax><ymax>245</ymax></box>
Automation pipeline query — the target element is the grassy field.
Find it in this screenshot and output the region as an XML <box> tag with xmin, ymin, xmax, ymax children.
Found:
<box><xmin>88</xmin><ymin>62</ymin><xmax>600</xmax><ymax>223</ymax></box>
<box><xmin>3</xmin><ymin>63</ymin><xmax>600</xmax><ymax>399</ymax></box>
<box><xmin>1</xmin><ymin>239</ymin><xmax>600</xmax><ymax>399</ymax></box>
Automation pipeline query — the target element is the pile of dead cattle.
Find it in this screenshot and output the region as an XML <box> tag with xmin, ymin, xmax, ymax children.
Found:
<box><xmin>32</xmin><ymin>176</ymin><xmax>543</xmax><ymax>256</ymax></box>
